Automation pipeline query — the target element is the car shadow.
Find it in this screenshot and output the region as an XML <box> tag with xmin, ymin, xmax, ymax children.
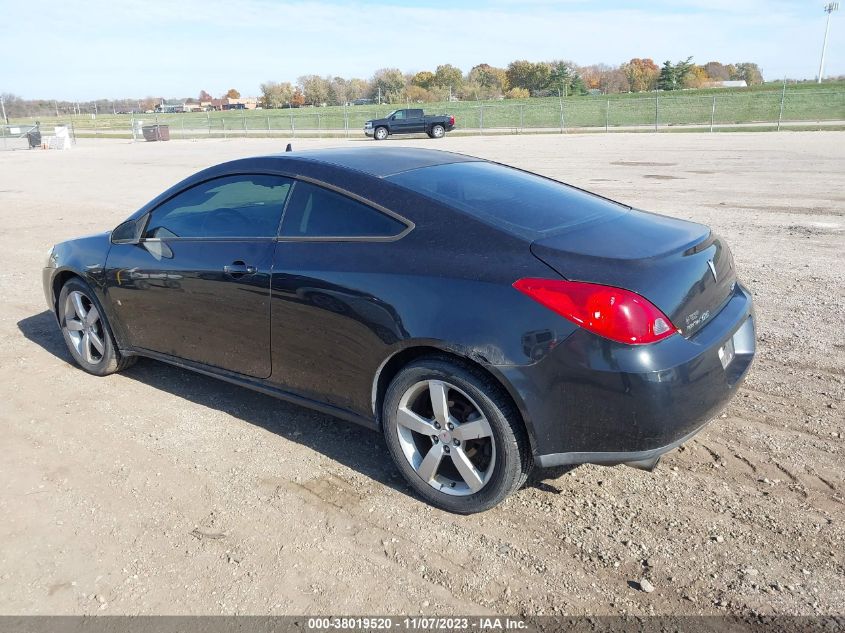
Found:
<box><xmin>17</xmin><ymin>310</ymin><xmax>415</xmax><ymax>500</ymax></box>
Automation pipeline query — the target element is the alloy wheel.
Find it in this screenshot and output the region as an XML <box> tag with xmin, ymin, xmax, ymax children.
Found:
<box><xmin>63</xmin><ymin>291</ymin><xmax>106</xmax><ymax>365</ymax></box>
<box><xmin>395</xmin><ymin>380</ymin><xmax>496</xmax><ymax>496</ymax></box>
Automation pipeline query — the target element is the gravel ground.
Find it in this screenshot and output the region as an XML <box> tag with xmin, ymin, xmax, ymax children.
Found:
<box><xmin>0</xmin><ymin>132</ymin><xmax>842</xmax><ymax>616</ymax></box>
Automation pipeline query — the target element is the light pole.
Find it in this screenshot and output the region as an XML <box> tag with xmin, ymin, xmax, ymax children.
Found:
<box><xmin>818</xmin><ymin>2</ymin><xmax>839</xmax><ymax>83</ymax></box>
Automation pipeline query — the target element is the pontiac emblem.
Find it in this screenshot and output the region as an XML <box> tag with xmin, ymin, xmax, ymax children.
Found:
<box><xmin>707</xmin><ymin>259</ymin><xmax>718</xmax><ymax>283</ymax></box>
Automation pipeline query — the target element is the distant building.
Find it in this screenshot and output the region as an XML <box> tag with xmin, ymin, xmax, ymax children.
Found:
<box><xmin>209</xmin><ymin>97</ymin><xmax>258</xmax><ymax>111</ymax></box>
<box><xmin>155</xmin><ymin>101</ymin><xmax>181</xmax><ymax>113</ymax></box>
<box><xmin>155</xmin><ymin>100</ymin><xmax>204</xmax><ymax>113</ymax></box>
<box><xmin>703</xmin><ymin>80</ymin><xmax>748</xmax><ymax>89</ymax></box>
<box><xmin>232</xmin><ymin>97</ymin><xmax>258</xmax><ymax>110</ymax></box>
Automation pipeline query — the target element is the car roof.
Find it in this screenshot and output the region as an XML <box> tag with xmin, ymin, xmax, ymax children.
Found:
<box><xmin>131</xmin><ymin>148</ymin><xmax>486</xmax><ymax>222</ymax></box>
<box><xmin>266</xmin><ymin>147</ymin><xmax>482</xmax><ymax>178</ymax></box>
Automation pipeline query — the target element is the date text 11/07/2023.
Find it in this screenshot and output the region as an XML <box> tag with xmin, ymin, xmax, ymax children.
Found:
<box><xmin>306</xmin><ymin>616</ymin><xmax>528</xmax><ymax>630</ymax></box>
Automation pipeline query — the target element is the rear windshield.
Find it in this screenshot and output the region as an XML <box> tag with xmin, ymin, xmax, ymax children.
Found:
<box><xmin>386</xmin><ymin>161</ymin><xmax>628</xmax><ymax>238</ymax></box>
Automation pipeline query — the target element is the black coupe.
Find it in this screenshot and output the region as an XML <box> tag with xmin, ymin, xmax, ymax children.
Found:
<box><xmin>43</xmin><ymin>148</ymin><xmax>755</xmax><ymax>513</ymax></box>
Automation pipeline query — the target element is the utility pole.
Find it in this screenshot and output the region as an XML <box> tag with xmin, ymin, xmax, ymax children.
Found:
<box><xmin>818</xmin><ymin>3</ymin><xmax>839</xmax><ymax>83</ymax></box>
<box><xmin>0</xmin><ymin>95</ymin><xmax>7</xmax><ymax>124</ymax></box>
<box><xmin>558</xmin><ymin>89</ymin><xmax>564</xmax><ymax>133</ymax></box>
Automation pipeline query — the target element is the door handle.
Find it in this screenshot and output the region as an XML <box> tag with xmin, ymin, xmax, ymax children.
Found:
<box><xmin>223</xmin><ymin>261</ymin><xmax>257</xmax><ymax>276</ymax></box>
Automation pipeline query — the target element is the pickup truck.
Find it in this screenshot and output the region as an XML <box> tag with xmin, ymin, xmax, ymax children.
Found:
<box><xmin>364</xmin><ymin>109</ymin><xmax>455</xmax><ymax>140</ymax></box>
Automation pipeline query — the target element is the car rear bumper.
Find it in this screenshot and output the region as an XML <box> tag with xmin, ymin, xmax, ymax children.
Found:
<box><xmin>536</xmin><ymin>420</ymin><xmax>711</xmax><ymax>470</ymax></box>
<box><xmin>496</xmin><ymin>283</ymin><xmax>756</xmax><ymax>467</ymax></box>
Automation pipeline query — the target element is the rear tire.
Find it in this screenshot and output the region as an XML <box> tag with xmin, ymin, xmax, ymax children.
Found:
<box><xmin>374</xmin><ymin>126</ymin><xmax>388</xmax><ymax>141</ymax></box>
<box><xmin>382</xmin><ymin>357</ymin><xmax>532</xmax><ymax>513</ymax></box>
<box><xmin>430</xmin><ymin>124</ymin><xmax>445</xmax><ymax>139</ymax></box>
<box><xmin>57</xmin><ymin>278</ymin><xmax>136</xmax><ymax>376</ymax></box>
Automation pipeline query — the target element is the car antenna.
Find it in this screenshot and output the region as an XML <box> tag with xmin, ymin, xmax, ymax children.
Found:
<box><xmin>285</xmin><ymin>143</ymin><xmax>293</xmax><ymax>152</ymax></box>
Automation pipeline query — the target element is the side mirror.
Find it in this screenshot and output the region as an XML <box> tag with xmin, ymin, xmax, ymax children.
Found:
<box><xmin>111</xmin><ymin>218</ymin><xmax>142</xmax><ymax>244</ymax></box>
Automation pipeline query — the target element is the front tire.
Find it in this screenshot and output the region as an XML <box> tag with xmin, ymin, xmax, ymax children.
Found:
<box><xmin>57</xmin><ymin>278</ymin><xmax>136</xmax><ymax>376</ymax></box>
<box><xmin>430</xmin><ymin>124</ymin><xmax>445</xmax><ymax>138</ymax></box>
<box><xmin>382</xmin><ymin>358</ymin><xmax>532</xmax><ymax>513</ymax></box>
<box><xmin>374</xmin><ymin>126</ymin><xmax>388</xmax><ymax>141</ymax></box>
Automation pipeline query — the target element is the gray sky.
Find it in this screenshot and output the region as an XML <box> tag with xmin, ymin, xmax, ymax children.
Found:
<box><xmin>3</xmin><ymin>0</ymin><xmax>842</xmax><ymax>100</ymax></box>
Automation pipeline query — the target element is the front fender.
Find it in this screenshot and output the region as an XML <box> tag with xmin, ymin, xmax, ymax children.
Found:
<box><xmin>44</xmin><ymin>232</ymin><xmax>129</xmax><ymax>348</ymax></box>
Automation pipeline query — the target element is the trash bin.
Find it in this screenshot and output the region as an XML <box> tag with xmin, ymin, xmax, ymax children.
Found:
<box><xmin>141</xmin><ymin>124</ymin><xmax>170</xmax><ymax>141</ymax></box>
<box><xmin>26</xmin><ymin>130</ymin><xmax>42</xmax><ymax>148</ymax></box>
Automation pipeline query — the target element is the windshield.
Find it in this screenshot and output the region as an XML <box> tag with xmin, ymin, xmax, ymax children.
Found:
<box><xmin>386</xmin><ymin>161</ymin><xmax>629</xmax><ymax>239</ymax></box>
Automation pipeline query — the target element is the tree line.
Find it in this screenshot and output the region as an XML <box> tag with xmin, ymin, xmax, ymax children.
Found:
<box><xmin>257</xmin><ymin>58</ymin><xmax>766</xmax><ymax>108</ymax></box>
<box><xmin>1</xmin><ymin>89</ymin><xmax>245</xmax><ymax>120</ymax></box>
<box><xmin>0</xmin><ymin>57</ymin><xmax>775</xmax><ymax>118</ymax></box>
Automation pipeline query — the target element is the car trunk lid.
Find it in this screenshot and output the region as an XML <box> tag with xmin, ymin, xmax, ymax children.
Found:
<box><xmin>529</xmin><ymin>210</ymin><xmax>736</xmax><ymax>338</ymax></box>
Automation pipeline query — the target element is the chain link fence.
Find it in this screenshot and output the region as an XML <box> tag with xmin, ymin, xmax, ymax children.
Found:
<box><xmin>7</xmin><ymin>90</ymin><xmax>845</xmax><ymax>141</ymax></box>
<box><xmin>1</xmin><ymin>122</ymin><xmax>77</xmax><ymax>151</ymax></box>
<box><xmin>1</xmin><ymin>123</ymin><xmax>39</xmax><ymax>150</ymax></box>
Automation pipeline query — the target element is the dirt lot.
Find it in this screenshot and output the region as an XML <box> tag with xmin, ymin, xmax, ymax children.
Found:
<box><xmin>0</xmin><ymin>132</ymin><xmax>842</xmax><ymax>617</ymax></box>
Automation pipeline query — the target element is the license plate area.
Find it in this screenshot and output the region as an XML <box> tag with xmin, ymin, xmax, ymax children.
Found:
<box><xmin>718</xmin><ymin>337</ymin><xmax>736</xmax><ymax>369</ymax></box>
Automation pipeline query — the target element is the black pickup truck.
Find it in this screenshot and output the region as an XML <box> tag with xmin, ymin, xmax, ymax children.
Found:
<box><xmin>364</xmin><ymin>109</ymin><xmax>455</xmax><ymax>140</ymax></box>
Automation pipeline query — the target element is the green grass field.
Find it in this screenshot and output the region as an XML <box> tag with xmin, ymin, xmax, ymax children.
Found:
<box><xmin>8</xmin><ymin>82</ymin><xmax>845</xmax><ymax>138</ymax></box>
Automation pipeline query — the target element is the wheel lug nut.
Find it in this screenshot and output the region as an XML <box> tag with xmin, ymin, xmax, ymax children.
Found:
<box><xmin>432</xmin><ymin>436</ymin><xmax>439</xmax><ymax>443</ymax></box>
<box><xmin>434</xmin><ymin>422</ymin><xmax>441</xmax><ymax>430</ymax></box>
<box><xmin>447</xmin><ymin>423</ymin><xmax>454</xmax><ymax>430</ymax></box>
<box><xmin>444</xmin><ymin>446</ymin><xmax>450</xmax><ymax>453</ymax></box>
<box><xmin>453</xmin><ymin>439</ymin><xmax>460</xmax><ymax>446</ymax></box>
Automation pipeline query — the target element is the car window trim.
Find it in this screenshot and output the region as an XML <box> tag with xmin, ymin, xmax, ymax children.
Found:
<box><xmin>139</xmin><ymin>237</ymin><xmax>278</xmax><ymax>243</ymax></box>
<box><xmin>134</xmin><ymin>171</ymin><xmax>414</xmax><ymax>244</ymax></box>
<box><xmin>275</xmin><ymin>175</ymin><xmax>415</xmax><ymax>243</ymax></box>
<box><xmin>137</xmin><ymin>172</ymin><xmax>296</xmax><ymax>242</ymax></box>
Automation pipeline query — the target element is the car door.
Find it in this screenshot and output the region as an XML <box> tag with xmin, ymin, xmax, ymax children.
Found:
<box><xmin>390</xmin><ymin>109</ymin><xmax>411</xmax><ymax>134</ymax></box>
<box><xmin>269</xmin><ymin>180</ymin><xmax>411</xmax><ymax>413</ymax></box>
<box><xmin>104</xmin><ymin>174</ymin><xmax>293</xmax><ymax>378</ymax></box>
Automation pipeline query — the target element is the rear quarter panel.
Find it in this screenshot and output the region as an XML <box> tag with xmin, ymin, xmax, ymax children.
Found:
<box><xmin>267</xmin><ymin>180</ymin><xmax>575</xmax><ymax>425</ymax></box>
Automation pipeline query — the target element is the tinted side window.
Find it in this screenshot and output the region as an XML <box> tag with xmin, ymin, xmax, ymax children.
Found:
<box><xmin>280</xmin><ymin>181</ymin><xmax>407</xmax><ymax>238</ymax></box>
<box><xmin>144</xmin><ymin>175</ymin><xmax>292</xmax><ymax>239</ymax></box>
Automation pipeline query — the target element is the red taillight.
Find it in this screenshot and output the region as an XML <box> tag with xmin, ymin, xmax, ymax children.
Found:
<box><xmin>513</xmin><ymin>278</ymin><xmax>678</xmax><ymax>345</ymax></box>
<box><xmin>449</xmin><ymin>115</ymin><xmax>455</xmax><ymax>126</ymax></box>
